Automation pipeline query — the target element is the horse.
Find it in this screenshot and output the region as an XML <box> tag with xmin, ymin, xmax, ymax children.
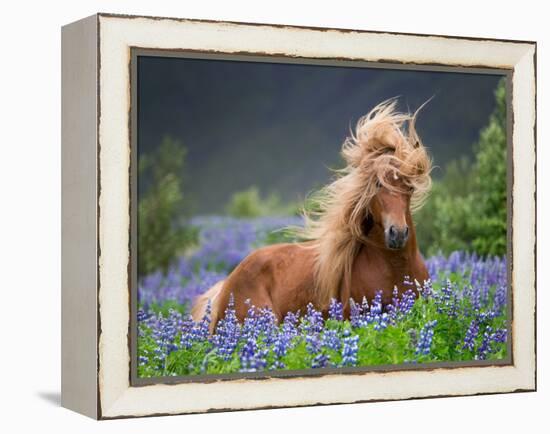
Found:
<box><xmin>191</xmin><ymin>99</ymin><xmax>432</xmax><ymax>331</ymax></box>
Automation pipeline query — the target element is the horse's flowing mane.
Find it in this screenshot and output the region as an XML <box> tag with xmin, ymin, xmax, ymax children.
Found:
<box><xmin>298</xmin><ymin>99</ymin><xmax>432</xmax><ymax>308</ymax></box>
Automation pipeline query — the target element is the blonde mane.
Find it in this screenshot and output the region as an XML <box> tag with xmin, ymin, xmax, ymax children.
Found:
<box><xmin>299</xmin><ymin>99</ymin><xmax>432</xmax><ymax>308</ymax></box>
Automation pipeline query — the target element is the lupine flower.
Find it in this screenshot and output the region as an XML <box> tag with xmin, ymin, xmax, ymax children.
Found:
<box><xmin>341</xmin><ymin>335</ymin><xmax>359</xmax><ymax>367</ymax></box>
<box><xmin>419</xmin><ymin>279</ymin><xmax>434</xmax><ymax>299</ymax></box>
<box><xmin>256</xmin><ymin>307</ymin><xmax>278</xmax><ymax>345</ymax></box>
<box><xmin>476</xmin><ymin>326</ymin><xmax>492</xmax><ymax>360</ymax></box>
<box><xmin>349</xmin><ymin>299</ymin><xmax>364</xmax><ymax>328</ymax></box>
<box><xmin>491</xmin><ymin>328</ymin><xmax>508</xmax><ymax>343</ymax></box>
<box><xmin>300</xmin><ymin>303</ymin><xmax>324</xmax><ymax>334</ymax></box>
<box><xmin>211</xmin><ymin>294</ymin><xmax>240</xmax><ymax>360</ymax></box>
<box><xmin>240</xmin><ymin>299</ymin><xmax>259</xmax><ymax>341</ymax></box>
<box><xmin>240</xmin><ymin>338</ymin><xmax>268</xmax><ymax>372</ymax></box>
<box><xmin>416</xmin><ymin>320</ymin><xmax>438</xmax><ymax>356</ymax></box>
<box><xmin>493</xmin><ymin>284</ymin><xmax>507</xmax><ymax>314</ymax></box>
<box><xmin>273</xmin><ymin>332</ymin><xmax>292</xmax><ymax>359</ymax></box>
<box><xmin>328</xmin><ymin>298</ymin><xmax>344</xmax><ymax>321</ymax></box>
<box><xmin>270</xmin><ymin>360</ymin><xmax>286</xmax><ymax>370</ymax></box>
<box><xmin>179</xmin><ymin>314</ymin><xmax>195</xmax><ymax>349</ymax></box>
<box><xmin>312</xmin><ymin>353</ymin><xmax>330</xmax><ymax>369</ymax></box>
<box><xmin>137</xmin><ymin>309</ymin><xmax>148</xmax><ymax>322</ymax></box>
<box><xmin>191</xmin><ymin>300</ymin><xmax>211</xmax><ymax>342</ymax></box>
<box><xmin>305</xmin><ymin>333</ymin><xmax>322</xmax><ymax>354</ymax></box>
<box><xmin>463</xmin><ymin>320</ymin><xmax>479</xmax><ymax>351</ymax></box>
<box><xmin>321</xmin><ymin>329</ymin><xmax>341</xmax><ymax>351</ymax></box>
<box><xmin>399</xmin><ymin>289</ymin><xmax>416</xmax><ymax>315</ymax></box>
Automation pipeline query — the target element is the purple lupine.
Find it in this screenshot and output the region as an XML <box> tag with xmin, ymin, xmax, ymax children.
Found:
<box><xmin>272</xmin><ymin>331</ymin><xmax>292</xmax><ymax>359</ymax></box>
<box><xmin>419</xmin><ymin>279</ymin><xmax>434</xmax><ymax>299</ymax></box>
<box><xmin>146</xmin><ymin>309</ymin><xmax>184</xmax><ymax>369</ymax></box>
<box><xmin>211</xmin><ymin>294</ymin><xmax>241</xmax><ymax>360</ymax></box>
<box><xmin>464</xmin><ymin>284</ymin><xmax>480</xmax><ymax>315</ymax></box>
<box><xmin>312</xmin><ymin>353</ymin><xmax>330</xmax><ymax>369</ymax></box>
<box><xmin>239</xmin><ymin>338</ymin><xmax>268</xmax><ymax>372</ymax></box>
<box><xmin>137</xmin><ymin>308</ymin><xmax>148</xmax><ymax>322</ymax></box>
<box><xmin>256</xmin><ymin>306</ymin><xmax>278</xmax><ymax>345</ymax></box>
<box><xmin>403</xmin><ymin>275</ymin><xmax>414</xmax><ymax>288</ymax></box>
<box><xmin>321</xmin><ymin>329</ymin><xmax>341</xmax><ymax>351</ymax></box>
<box><xmin>300</xmin><ymin>303</ymin><xmax>324</xmax><ymax>334</ymax></box>
<box><xmin>493</xmin><ymin>284</ymin><xmax>507</xmax><ymax>314</ymax></box>
<box><xmin>179</xmin><ymin>314</ymin><xmax>195</xmax><ymax>349</ymax></box>
<box><xmin>240</xmin><ymin>299</ymin><xmax>259</xmax><ymax>341</ymax></box>
<box><xmin>476</xmin><ymin>326</ymin><xmax>492</xmax><ymax>360</ymax></box>
<box><xmin>341</xmin><ymin>335</ymin><xmax>359</xmax><ymax>367</ymax></box>
<box><xmin>305</xmin><ymin>333</ymin><xmax>322</xmax><ymax>354</ymax></box>
<box><xmin>399</xmin><ymin>289</ymin><xmax>417</xmax><ymax>315</ymax></box>
<box><xmin>491</xmin><ymin>328</ymin><xmax>508</xmax><ymax>343</ymax></box>
<box><xmin>372</xmin><ymin>312</ymin><xmax>389</xmax><ymax>331</ymax></box>
<box><xmin>386</xmin><ymin>286</ymin><xmax>401</xmax><ymax>322</ymax></box>
<box><xmin>476</xmin><ymin>326</ymin><xmax>507</xmax><ymax>361</ymax></box>
<box><xmin>463</xmin><ymin>320</ymin><xmax>479</xmax><ymax>351</ymax></box>
<box><xmin>270</xmin><ymin>313</ymin><xmax>298</xmax><ymax>368</ymax></box>
<box><xmin>328</xmin><ymin>298</ymin><xmax>344</xmax><ymax>321</ymax></box>
<box><xmin>370</xmin><ymin>291</ymin><xmax>383</xmax><ymax>318</ymax></box>
<box><xmin>435</xmin><ymin>279</ymin><xmax>456</xmax><ymax>316</ymax></box>
<box><xmin>270</xmin><ymin>360</ymin><xmax>286</xmax><ymax>370</ymax></box>
<box><xmin>281</xmin><ymin>311</ymin><xmax>300</xmax><ymax>339</ymax></box>
<box><xmin>190</xmin><ymin>300</ymin><xmax>211</xmax><ymax>342</ymax></box>
<box><xmin>369</xmin><ymin>291</ymin><xmax>389</xmax><ymax>330</ymax></box>
<box><xmin>415</xmin><ymin>320</ymin><xmax>437</xmax><ymax>356</ymax></box>
<box><xmin>349</xmin><ymin>299</ymin><xmax>364</xmax><ymax>328</ymax></box>
<box><xmin>387</xmin><ymin>286</ymin><xmax>416</xmax><ymax>323</ymax></box>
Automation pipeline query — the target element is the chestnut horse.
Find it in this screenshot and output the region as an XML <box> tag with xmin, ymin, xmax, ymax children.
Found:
<box><xmin>192</xmin><ymin>99</ymin><xmax>432</xmax><ymax>330</ymax></box>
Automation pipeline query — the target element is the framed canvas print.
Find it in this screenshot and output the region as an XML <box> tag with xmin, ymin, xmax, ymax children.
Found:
<box><xmin>61</xmin><ymin>13</ymin><xmax>536</xmax><ymax>419</ymax></box>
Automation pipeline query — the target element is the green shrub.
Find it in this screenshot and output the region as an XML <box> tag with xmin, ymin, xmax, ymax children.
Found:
<box><xmin>225</xmin><ymin>187</ymin><xmax>264</xmax><ymax>218</ymax></box>
<box><xmin>138</xmin><ymin>137</ymin><xmax>197</xmax><ymax>276</ymax></box>
<box><xmin>469</xmin><ymin>82</ymin><xmax>507</xmax><ymax>256</ymax></box>
<box><xmin>225</xmin><ymin>186</ymin><xmax>302</xmax><ymax>218</ymax></box>
<box><xmin>416</xmin><ymin>79</ymin><xmax>507</xmax><ymax>257</ymax></box>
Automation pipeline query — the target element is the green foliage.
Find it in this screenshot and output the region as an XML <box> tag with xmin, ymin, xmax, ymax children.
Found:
<box><xmin>469</xmin><ymin>82</ymin><xmax>507</xmax><ymax>255</ymax></box>
<box><xmin>416</xmin><ymin>80</ymin><xmax>507</xmax><ymax>256</ymax></box>
<box><xmin>225</xmin><ymin>186</ymin><xmax>301</xmax><ymax>218</ymax></box>
<box><xmin>225</xmin><ymin>187</ymin><xmax>264</xmax><ymax>218</ymax></box>
<box><xmin>138</xmin><ymin>137</ymin><xmax>198</xmax><ymax>276</ymax></box>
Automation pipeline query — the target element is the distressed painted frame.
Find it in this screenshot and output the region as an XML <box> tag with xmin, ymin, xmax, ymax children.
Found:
<box><xmin>129</xmin><ymin>50</ymin><xmax>515</xmax><ymax>386</ymax></box>
<box><xmin>61</xmin><ymin>13</ymin><xmax>536</xmax><ymax>419</ymax></box>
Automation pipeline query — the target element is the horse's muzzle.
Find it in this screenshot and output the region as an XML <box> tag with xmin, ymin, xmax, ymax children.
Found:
<box><xmin>385</xmin><ymin>225</ymin><xmax>409</xmax><ymax>249</ymax></box>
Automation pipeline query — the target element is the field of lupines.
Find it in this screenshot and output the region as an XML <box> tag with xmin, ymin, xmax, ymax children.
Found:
<box><xmin>137</xmin><ymin>216</ymin><xmax>508</xmax><ymax>378</ymax></box>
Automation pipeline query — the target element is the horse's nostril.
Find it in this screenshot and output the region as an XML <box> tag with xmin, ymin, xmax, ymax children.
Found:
<box><xmin>404</xmin><ymin>226</ymin><xmax>409</xmax><ymax>237</ymax></box>
<box><xmin>389</xmin><ymin>226</ymin><xmax>397</xmax><ymax>237</ymax></box>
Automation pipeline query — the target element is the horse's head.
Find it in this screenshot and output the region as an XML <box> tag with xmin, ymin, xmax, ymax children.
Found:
<box><xmin>341</xmin><ymin>99</ymin><xmax>432</xmax><ymax>250</ymax></box>
<box><xmin>299</xmin><ymin>98</ymin><xmax>432</xmax><ymax>305</ymax></box>
<box><xmin>368</xmin><ymin>176</ymin><xmax>413</xmax><ymax>249</ymax></box>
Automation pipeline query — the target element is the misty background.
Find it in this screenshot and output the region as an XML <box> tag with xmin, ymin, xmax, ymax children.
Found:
<box><xmin>137</xmin><ymin>56</ymin><xmax>503</xmax><ymax>215</ymax></box>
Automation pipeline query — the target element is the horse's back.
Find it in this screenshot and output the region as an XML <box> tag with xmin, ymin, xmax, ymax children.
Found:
<box><xmin>218</xmin><ymin>242</ymin><xmax>317</xmax><ymax>321</ymax></box>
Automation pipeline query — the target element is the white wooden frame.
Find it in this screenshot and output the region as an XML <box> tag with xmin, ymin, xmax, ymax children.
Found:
<box><xmin>61</xmin><ymin>13</ymin><xmax>536</xmax><ymax>419</ymax></box>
